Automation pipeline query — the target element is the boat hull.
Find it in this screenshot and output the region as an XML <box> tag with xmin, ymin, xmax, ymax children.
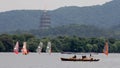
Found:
<box><xmin>61</xmin><ymin>58</ymin><xmax>100</xmax><ymax>61</ymax></box>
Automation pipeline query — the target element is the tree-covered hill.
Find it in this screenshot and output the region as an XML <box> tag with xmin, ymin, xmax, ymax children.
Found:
<box><xmin>30</xmin><ymin>24</ymin><xmax>107</xmax><ymax>38</ymax></box>
<box><xmin>51</xmin><ymin>0</ymin><xmax>120</xmax><ymax>28</ymax></box>
<box><xmin>9</xmin><ymin>24</ymin><xmax>119</xmax><ymax>39</ymax></box>
<box><xmin>0</xmin><ymin>0</ymin><xmax>120</xmax><ymax>33</ymax></box>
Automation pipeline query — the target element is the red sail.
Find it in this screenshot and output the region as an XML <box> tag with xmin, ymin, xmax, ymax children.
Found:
<box><xmin>103</xmin><ymin>42</ymin><xmax>108</xmax><ymax>56</ymax></box>
<box><xmin>14</xmin><ymin>41</ymin><xmax>19</xmax><ymax>54</ymax></box>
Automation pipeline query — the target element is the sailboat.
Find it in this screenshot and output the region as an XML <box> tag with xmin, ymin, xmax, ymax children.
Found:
<box><xmin>21</xmin><ymin>42</ymin><xmax>29</xmax><ymax>55</ymax></box>
<box><xmin>46</xmin><ymin>41</ymin><xmax>51</xmax><ymax>54</ymax></box>
<box><xmin>103</xmin><ymin>41</ymin><xmax>109</xmax><ymax>56</ymax></box>
<box><xmin>36</xmin><ymin>42</ymin><xmax>43</xmax><ymax>54</ymax></box>
<box><xmin>13</xmin><ymin>41</ymin><xmax>19</xmax><ymax>54</ymax></box>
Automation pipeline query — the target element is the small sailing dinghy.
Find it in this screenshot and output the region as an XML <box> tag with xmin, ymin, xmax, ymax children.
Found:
<box><xmin>21</xmin><ymin>42</ymin><xmax>29</xmax><ymax>55</ymax></box>
<box><xmin>36</xmin><ymin>42</ymin><xmax>43</xmax><ymax>54</ymax></box>
<box><xmin>13</xmin><ymin>41</ymin><xmax>19</xmax><ymax>54</ymax></box>
<box><xmin>46</xmin><ymin>41</ymin><xmax>51</xmax><ymax>54</ymax></box>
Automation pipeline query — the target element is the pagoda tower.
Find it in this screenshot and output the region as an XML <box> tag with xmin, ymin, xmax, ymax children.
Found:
<box><xmin>40</xmin><ymin>10</ymin><xmax>51</xmax><ymax>30</ymax></box>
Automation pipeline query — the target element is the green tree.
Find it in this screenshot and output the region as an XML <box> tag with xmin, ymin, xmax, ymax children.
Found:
<box><xmin>92</xmin><ymin>44</ymin><xmax>98</xmax><ymax>52</ymax></box>
<box><xmin>113</xmin><ymin>41</ymin><xmax>120</xmax><ymax>53</ymax></box>
<box><xmin>27</xmin><ymin>38</ymin><xmax>40</xmax><ymax>52</ymax></box>
<box><xmin>0</xmin><ymin>34</ymin><xmax>13</xmax><ymax>52</ymax></box>
<box><xmin>0</xmin><ymin>41</ymin><xmax>5</xmax><ymax>52</ymax></box>
<box><xmin>85</xmin><ymin>44</ymin><xmax>93</xmax><ymax>52</ymax></box>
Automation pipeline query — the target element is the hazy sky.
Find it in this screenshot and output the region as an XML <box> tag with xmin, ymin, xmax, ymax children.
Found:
<box><xmin>0</xmin><ymin>0</ymin><xmax>112</xmax><ymax>12</ymax></box>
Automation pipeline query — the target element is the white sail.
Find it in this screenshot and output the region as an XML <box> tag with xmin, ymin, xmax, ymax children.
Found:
<box><xmin>36</xmin><ymin>42</ymin><xmax>43</xmax><ymax>54</ymax></box>
<box><xmin>46</xmin><ymin>41</ymin><xmax>51</xmax><ymax>54</ymax></box>
<box><xmin>21</xmin><ymin>42</ymin><xmax>29</xmax><ymax>55</ymax></box>
<box><xmin>14</xmin><ymin>41</ymin><xmax>19</xmax><ymax>54</ymax></box>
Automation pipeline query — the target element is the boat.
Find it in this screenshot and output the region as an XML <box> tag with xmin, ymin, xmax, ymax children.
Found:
<box><xmin>61</xmin><ymin>57</ymin><xmax>100</xmax><ymax>61</ymax></box>
<box><xmin>103</xmin><ymin>41</ymin><xmax>109</xmax><ymax>56</ymax></box>
<box><xmin>21</xmin><ymin>42</ymin><xmax>29</xmax><ymax>55</ymax></box>
<box><xmin>61</xmin><ymin>56</ymin><xmax>100</xmax><ymax>61</ymax></box>
<box><xmin>46</xmin><ymin>41</ymin><xmax>51</xmax><ymax>54</ymax></box>
<box><xmin>13</xmin><ymin>41</ymin><xmax>19</xmax><ymax>54</ymax></box>
<box><xmin>61</xmin><ymin>52</ymin><xmax>73</xmax><ymax>54</ymax></box>
<box><xmin>36</xmin><ymin>42</ymin><xmax>43</xmax><ymax>54</ymax></box>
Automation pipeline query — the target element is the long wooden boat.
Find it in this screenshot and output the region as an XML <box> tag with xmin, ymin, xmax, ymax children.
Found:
<box><xmin>61</xmin><ymin>57</ymin><xmax>100</xmax><ymax>61</ymax></box>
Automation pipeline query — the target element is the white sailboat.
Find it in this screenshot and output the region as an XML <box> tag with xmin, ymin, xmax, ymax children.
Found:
<box><xmin>46</xmin><ymin>41</ymin><xmax>51</xmax><ymax>54</ymax></box>
<box><xmin>21</xmin><ymin>42</ymin><xmax>29</xmax><ymax>55</ymax></box>
<box><xmin>13</xmin><ymin>41</ymin><xmax>19</xmax><ymax>54</ymax></box>
<box><xmin>36</xmin><ymin>42</ymin><xmax>43</xmax><ymax>54</ymax></box>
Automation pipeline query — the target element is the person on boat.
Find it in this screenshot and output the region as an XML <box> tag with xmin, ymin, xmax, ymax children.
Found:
<box><xmin>90</xmin><ymin>54</ymin><xmax>92</xmax><ymax>57</ymax></box>
<box><xmin>82</xmin><ymin>55</ymin><xmax>86</xmax><ymax>59</ymax></box>
<box><xmin>72</xmin><ymin>55</ymin><xmax>77</xmax><ymax>58</ymax></box>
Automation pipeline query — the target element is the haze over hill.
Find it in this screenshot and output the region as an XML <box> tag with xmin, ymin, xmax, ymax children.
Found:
<box><xmin>0</xmin><ymin>0</ymin><xmax>120</xmax><ymax>38</ymax></box>
<box><xmin>0</xmin><ymin>0</ymin><xmax>111</xmax><ymax>12</ymax></box>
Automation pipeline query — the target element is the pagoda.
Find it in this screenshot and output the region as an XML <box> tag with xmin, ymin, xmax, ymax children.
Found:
<box><xmin>40</xmin><ymin>10</ymin><xmax>51</xmax><ymax>30</ymax></box>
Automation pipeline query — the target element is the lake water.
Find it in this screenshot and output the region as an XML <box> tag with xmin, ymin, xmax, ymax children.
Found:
<box><xmin>0</xmin><ymin>53</ymin><xmax>120</xmax><ymax>68</ymax></box>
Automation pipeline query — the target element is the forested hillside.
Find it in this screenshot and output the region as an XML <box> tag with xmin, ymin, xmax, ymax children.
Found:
<box><xmin>0</xmin><ymin>0</ymin><xmax>120</xmax><ymax>33</ymax></box>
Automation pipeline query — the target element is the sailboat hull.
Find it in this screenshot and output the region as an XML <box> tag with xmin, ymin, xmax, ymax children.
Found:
<box><xmin>14</xmin><ymin>50</ymin><xmax>19</xmax><ymax>54</ymax></box>
<box><xmin>61</xmin><ymin>58</ymin><xmax>100</xmax><ymax>61</ymax></box>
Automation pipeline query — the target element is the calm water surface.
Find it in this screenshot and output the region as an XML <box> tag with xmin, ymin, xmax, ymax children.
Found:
<box><xmin>0</xmin><ymin>53</ymin><xmax>120</xmax><ymax>68</ymax></box>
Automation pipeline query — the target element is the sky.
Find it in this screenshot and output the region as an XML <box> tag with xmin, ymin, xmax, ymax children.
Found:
<box><xmin>0</xmin><ymin>0</ymin><xmax>112</xmax><ymax>12</ymax></box>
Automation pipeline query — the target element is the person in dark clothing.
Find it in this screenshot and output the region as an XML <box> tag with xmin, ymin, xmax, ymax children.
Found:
<box><xmin>90</xmin><ymin>54</ymin><xmax>92</xmax><ymax>57</ymax></box>
<box><xmin>90</xmin><ymin>53</ymin><xmax>93</xmax><ymax>58</ymax></box>
<box><xmin>72</xmin><ymin>55</ymin><xmax>77</xmax><ymax>58</ymax></box>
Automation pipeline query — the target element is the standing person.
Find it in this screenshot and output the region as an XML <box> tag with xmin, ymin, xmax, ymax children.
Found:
<box><xmin>90</xmin><ymin>53</ymin><xmax>92</xmax><ymax>57</ymax></box>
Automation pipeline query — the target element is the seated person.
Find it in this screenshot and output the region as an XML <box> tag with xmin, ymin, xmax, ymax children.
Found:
<box><xmin>72</xmin><ymin>55</ymin><xmax>77</xmax><ymax>58</ymax></box>
<box><xmin>82</xmin><ymin>55</ymin><xmax>87</xmax><ymax>59</ymax></box>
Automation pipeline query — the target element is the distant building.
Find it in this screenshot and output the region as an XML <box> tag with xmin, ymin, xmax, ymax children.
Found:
<box><xmin>40</xmin><ymin>10</ymin><xmax>51</xmax><ymax>30</ymax></box>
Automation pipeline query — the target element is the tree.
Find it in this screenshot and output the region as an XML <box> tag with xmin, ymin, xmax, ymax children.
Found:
<box><xmin>85</xmin><ymin>44</ymin><xmax>93</xmax><ymax>52</ymax></box>
<box><xmin>0</xmin><ymin>34</ymin><xmax>13</xmax><ymax>52</ymax></box>
<box><xmin>92</xmin><ymin>44</ymin><xmax>98</xmax><ymax>52</ymax></box>
<box><xmin>27</xmin><ymin>38</ymin><xmax>39</xmax><ymax>52</ymax></box>
<box><xmin>0</xmin><ymin>41</ymin><xmax>5</xmax><ymax>52</ymax></box>
<box><xmin>113</xmin><ymin>41</ymin><xmax>120</xmax><ymax>53</ymax></box>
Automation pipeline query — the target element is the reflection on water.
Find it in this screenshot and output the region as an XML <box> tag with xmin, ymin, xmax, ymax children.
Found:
<box><xmin>0</xmin><ymin>53</ymin><xmax>120</xmax><ymax>68</ymax></box>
